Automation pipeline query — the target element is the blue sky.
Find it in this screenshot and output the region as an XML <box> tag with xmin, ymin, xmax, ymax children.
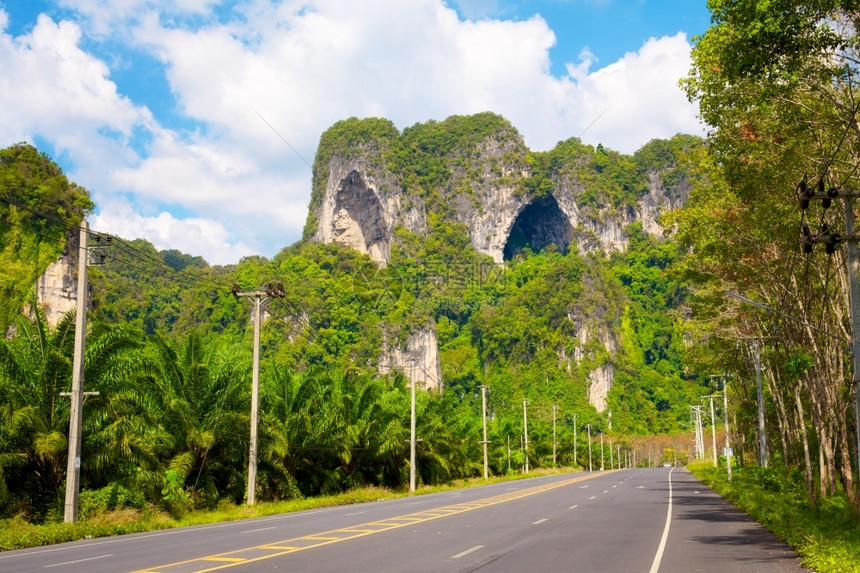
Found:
<box><xmin>0</xmin><ymin>0</ymin><xmax>711</xmax><ymax>264</ymax></box>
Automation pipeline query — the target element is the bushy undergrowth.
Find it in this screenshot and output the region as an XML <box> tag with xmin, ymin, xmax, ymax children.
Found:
<box><xmin>689</xmin><ymin>461</ymin><xmax>860</xmax><ymax>573</ymax></box>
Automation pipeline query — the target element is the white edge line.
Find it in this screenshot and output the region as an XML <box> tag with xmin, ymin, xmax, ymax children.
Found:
<box><xmin>451</xmin><ymin>545</ymin><xmax>485</xmax><ymax>559</ymax></box>
<box><xmin>649</xmin><ymin>467</ymin><xmax>674</xmax><ymax>573</ymax></box>
<box><xmin>43</xmin><ymin>554</ymin><xmax>113</xmax><ymax>568</ymax></box>
<box><xmin>241</xmin><ymin>526</ymin><xmax>276</xmax><ymax>534</ymax></box>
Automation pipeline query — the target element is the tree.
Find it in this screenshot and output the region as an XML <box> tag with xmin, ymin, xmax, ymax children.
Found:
<box><xmin>0</xmin><ymin>143</ymin><xmax>92</xmax><ymax>331</ymax></box>
<box><xmin>140</xmin><ymin>333</ymin><xmax>249</xmax><ymax>509</ymax></box>
<box><xmin>682</xmin><ymin>0</ymin><xmax>860</xmax><ymax>508</ymax></box>
<box><xmin>0</xmin><ymin>304</ymin><xmax>142</xmax><ymax>520</ymax></box>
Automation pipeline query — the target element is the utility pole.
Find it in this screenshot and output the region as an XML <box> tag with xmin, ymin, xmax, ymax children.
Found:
<box><xmin>63</xmin><ymin>221</ymin><xmax>89</xmax><ymax>523</ymax></box>
<box><xmin>710</xmin><ymin>395</ymin><xmax>718</xmax><ymax>467</ymax></box>
<box><xmin>702</xmin><ymin>394</ymin><xmax>719</xmax><ymax>468</ymax></box>
<box><xmin>552</xmin><ymin>404</ymin><xmax>557</xmax><ymax>467</ymax></box>
<box><xmin>599</xmin><ymin>433</ymin><xmax>604</xmax><ymax>471</ymax></box>
<box><xmin>573</xmin><ymin>413</ymin><xmax>577</xmax><ymax>467</ymax></box>
<box><xmin>609</xmin><ymin>440</ymin><xmax>613</xmax><ymax>469</ymax></box>
<box><xmin>587</xmin><ymin>425</ymin><xmax>593</xmax><ymax>472</ymax></box>
<box><xmin>522</xmin><ymin>400</ymin><xmax>529</xmax><ymax>473</ymax></box>
<box><xmin>797</xmin><ymin>181</ymin><xmax>860</xmax><ymax>480</ymax></box>
<box><xmin>410</xmin><ymin>359</ymin><xmax>417</xmax><ymax>491</ymax></box>
<box><xmin>723</xmin><ymin>377</ymin><xmax>732</xmax><ymax>481</ymax></box>
<box><xmin>232</xmin><ymin>282</ymin><xmax>284</xmax><ymax>505</ymax></box>
<box><xmin>691</xmin><ymin>406</ymin><xmax>704</xmax><ymax>459</ymax></box>
<box><xmin>847</xmin><ymin>197</ymin><xmax>860</xmax><ymax>483</ymax></box>
<box><xmin>479</xmin><ymin>385</ymin><xmax>489</xmax><ymax>480</ymax></box>
<box><xmin>753</xmin><ymin>340</ymin><xmax>767</xmax><ymax>467</ymax></box>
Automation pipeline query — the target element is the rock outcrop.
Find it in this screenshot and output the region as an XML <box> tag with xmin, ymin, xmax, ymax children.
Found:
<box><xmin>305</xmin><ymin>114</ymin><xmax>695</xmax><ymax>410</ymax></box>
<box><xmin>378</xmin><ymin>326</ymin><xmax>442</xmax><ymax>391</ymax></box>
<box><xmin>307</xmin><ymin>116</ymin><xmax>690</xmax><ymax>268</ymax></box>
<box><xmin>35</xmin><ymin>230</ymin><xmax>86</xmax><ymax>328</ymax></box>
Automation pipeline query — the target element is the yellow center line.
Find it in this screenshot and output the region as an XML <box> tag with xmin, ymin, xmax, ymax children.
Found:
<box><xmin>134</xmin><ymin>471</ymin><xmax>614</xmax><ymax>573</ymax></box>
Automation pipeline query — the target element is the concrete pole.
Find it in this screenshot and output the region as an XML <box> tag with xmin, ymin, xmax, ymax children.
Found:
<box><xmin>587</xmin><ymin>425</ymin><xmax>592</xmax><ymax>472</ymax></box>
<box><xmin>844</xmin><ymin>198</ymin><xmax>860</xmax><ymax>484</ymax></box>
<box><xmin>523</xmin><ymin>400</ymin><xmax>529</xmax><ymax>473</ymax></box>
<box><xmin>64</xmin><ymin>221</ymin><xmax>88</xmax><ymax>523</ymax></box>
<box><xmin>246</xmin><ymin>294</ymin><xmax>262</xmax><ymax>505</ymax></box>
<box><xmin>609</xmin><ymin>440</ymin><xmax>613</xmax><ymax>469</ymax></box>
<box><xmin>754</xmin><ymin>340</ymin><xmax>767</xmax><ymax>467</ymax></box>
<box><xmin>710</xmin><ymin>395</ymin><xmax>718</xmax><ymax>468</ymax></box>
<box><xmin>723</xmin><ymin>379</ymin><xmax>732</xmax><ymax>481</ymax></box>
<box><xmin>480</xmin><ymin>385</ymin><xmax>488</xmax><ymax>480</ymax></box>
<box><xmin>573</xmin><ymin>413</ymin><xmax>577</xmax><ymax>467</ymax></box>
<box><xmin>599</xmin><ymin>433</ymin><xmax>604</xmax><ymax>471</ymax></box>
<box><xmin>410</xmin><ymin>360</ymin><xmax>417</xmax><ymax>492</ymax></box>
<box><xmin>552</xmin><ymin>404</ymin><xmax>557</xmax><ymax>467</ymax></box>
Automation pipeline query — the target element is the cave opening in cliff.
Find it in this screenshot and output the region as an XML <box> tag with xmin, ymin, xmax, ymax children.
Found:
<box><xmin>503</xmin><ymin>195</ymin><xmax>573</xmax><ymax>260</ymax></box>
<box><xmin>332</xmin><ymin>171</ymin><xmax>389</xmax><ymax>263</ymax></box>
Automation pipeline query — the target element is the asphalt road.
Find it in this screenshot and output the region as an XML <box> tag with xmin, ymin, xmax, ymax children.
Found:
<box><xmin>0</xmin><ymin>468</ymin><xmax>805</xmax><ymax>572</ymax></box>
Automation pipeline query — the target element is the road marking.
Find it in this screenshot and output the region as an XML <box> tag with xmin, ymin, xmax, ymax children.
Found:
<box><xmin>603</xmin><ymin>490</ymin><xmax>608</xmax><ymax>494</ymax></box>
<box><xmin>649</xmin><ymin>467</ymin><xmax>674</xmax><ymax>573</ymax></box>
<box><xmin>344</xmin><ymin>511</ymin><xmax>366</xmax><ymax>516</ymax></box>
<box><xmin>589</xmin><ymin>496</ymin><xmax>596</xmax><ymax>500</ymax></box>
<box><xmin>451</xmin><ymin>545</ymin><xmax>485</xmax><ymax>559</ymax></box>
<box><xmin>43</xmin><ymin>554</ymin><xmax>113</xmax><ymax>568</ymax></box>
<box><xmin>241</xmin><ymin>527</ymin><xmax>275</xmax><ymax>534</ymax></box>
<box><xmin>579</xmin><ymin>485</ymin><xmax>589</xmax><ymax>488</ymax></box>
<box><xmin>532</xmin><ymin>518</ymin><xmax>548</xmax><ymax>525</ymax></box>
<box><xmin>134</xmin><ymin>471</ymin><xmax>618</xmax><ymax>572</ymax></box>
<box><xmin>569</xmin><ymin>505</ymin><xmax>578</xmax><ymax>509</ymax></box>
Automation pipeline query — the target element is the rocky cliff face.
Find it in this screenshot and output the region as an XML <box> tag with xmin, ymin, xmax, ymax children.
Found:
<box><xmin>307</xmin><ymin>114</ymin><xmax>694</xmax><ymax>409</ymax></box>
<box><xmin>308</xmin><ymin>117</ymin><xmax>689</xmax><ymax>268</ymax></box>
<box><xmin>378</xmin><ymin>326</ymin><xmax>442</xmax><ymax>391</ymax></box>
<box><xmin>35</xmin><ymin>229</ymin><xmax>85</xmax><ymax>328</ymax></box>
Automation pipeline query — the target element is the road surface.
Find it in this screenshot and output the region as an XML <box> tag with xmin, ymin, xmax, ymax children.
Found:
<box><xmin>0</xmin><ymin>468</ymin><xmax>805</xmax><ymax>572</ymax></box>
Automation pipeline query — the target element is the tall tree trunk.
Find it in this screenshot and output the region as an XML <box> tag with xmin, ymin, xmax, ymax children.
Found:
<box><xmin>794</xmin><ymin>383</ymin><xmax>816</xmax><ymax>503</ymax></box>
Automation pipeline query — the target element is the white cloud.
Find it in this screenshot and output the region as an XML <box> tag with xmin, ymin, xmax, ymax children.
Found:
<box><xmin>1</xmin><ymin>0</ymin><xmax>703</xmax><ymax>265</ymax></box>
<box><xmin>92</xmin><ymin>197</ymin><xmax>256</xmax><ymax>265</ymax></box>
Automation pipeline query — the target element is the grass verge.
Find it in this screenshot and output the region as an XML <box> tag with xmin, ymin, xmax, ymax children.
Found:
<box><xmin>0</xmin><ymin>466</ymin><xmax>575</xmax><ymax>552</ymax></box>
<box><xmin>688</xmin><ymin>460</ymin><xmax>860</xmax><ymax>573</ymax></box>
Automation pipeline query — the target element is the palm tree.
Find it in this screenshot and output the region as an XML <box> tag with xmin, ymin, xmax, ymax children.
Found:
<box><xmin>140</xmin><ymin>332</ymin><xmax>248</xmax><ymax>508</ymax></box>
<box><xmin>0</xmin><ymin>304</ymin><xmax>145</xmax><ymax>519</ymax></box>
<box><xmin>81</xmin><ymin>322</ymin><xmax>162</xmax><ymax>495</ymax></box>
<box><xmin>0</xmin><ymin>307</ymin><xmax>77</xmax><ymax>519</ymax></box>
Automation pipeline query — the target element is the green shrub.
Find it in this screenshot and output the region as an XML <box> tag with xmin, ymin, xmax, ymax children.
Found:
<box><xmin>78</xmin><ymin>484</ymin><xmax>145</xmax><ymax>520</ymax></box>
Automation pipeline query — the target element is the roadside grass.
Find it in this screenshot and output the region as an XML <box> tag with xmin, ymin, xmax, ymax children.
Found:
<box><xmin>688</xmin><ymin>460</ymin><xmax>860</xmax><ymax>573</ymax></box>
<box><xmin>0</xmin><ymin>466</ymin><xmax>576</xmax><ymax>551</ymax></box>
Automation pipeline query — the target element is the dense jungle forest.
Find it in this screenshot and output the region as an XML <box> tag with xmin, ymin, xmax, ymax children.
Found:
<box><xmin>0</xmin><ymin>132</ymin><xmax>706</xmax><ymax>522</ymax></box>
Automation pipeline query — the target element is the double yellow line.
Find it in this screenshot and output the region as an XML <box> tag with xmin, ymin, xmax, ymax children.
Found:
<box><xmin>136</xmin><ymin>472</ymin><xmax>610</xmax><ymax>572</ymax></box>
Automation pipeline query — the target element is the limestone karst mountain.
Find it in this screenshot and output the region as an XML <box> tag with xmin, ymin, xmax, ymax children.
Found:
<box><xmin>304</xmin><ymin>112</ymin><xmax>697</xmax><ymax>410</ymax></box>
